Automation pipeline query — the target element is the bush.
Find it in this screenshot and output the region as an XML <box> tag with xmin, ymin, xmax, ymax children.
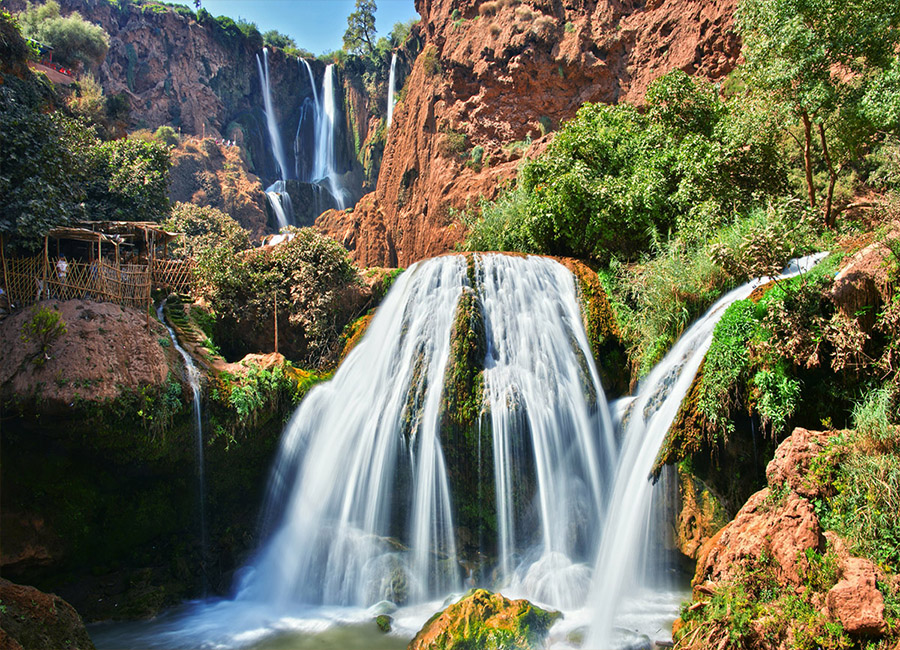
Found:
<box><xmin>86</xmin><ymin>137</ymin><xmax>171</xmax><ymax>222</ymax></box>
<box><xmin>163</xmin><ymin>203</ymin><xmax>250</xmax><ymax>260</ymax></box>
<box><xmin>153</xmin><ymin>125</ymin><xmax>179</xmax><ymax>147</ymax></box>
<box><xmin>18</xmin><ymin>1</ymin><xmax>110</xmax><ymax>71</ymax></box>
<box><xmin>262</xmin><ymin>29</ymin><xmax>296</xmax><ymax>50</ymax></box>
<box><xmin>462</xmin><ymin>71</ymin><xmax>786</xmax><ymax>263</ymax></box>
<box><xmin>196</xmin><ymin>227</ymin><xmax>365</xmax><ymax>366</ymax></box>
<box><xmin>20</xmin><ymin>305</ymin><xmax>67</xmax><ymax>365</ymax></box>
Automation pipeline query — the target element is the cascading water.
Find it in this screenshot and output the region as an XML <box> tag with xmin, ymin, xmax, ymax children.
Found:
<box><xmin>294</xmin><ymin>58</ymin><xmax>320</xmax><ymax>182</ymax></box>
<box><xmin>478</xmin><ymin>255</ymin><xmax>614</xmax><ymax>609</ymax></box>
<box><xmin>257</xmin><ymin>48</ymin><xmax>293</xmax><ymax>228</ymax></box>
<box><xmin>386</xmin><ymin>52</ymin><xmax>397</xmax><ymax>130</ymax></box>
<box><xmin>313</xmin><ymin>64</ymin><xmax>346</xmax><ymax>210</ymax></box>
<box><xmin>584</xmin><ymin>252</ymin><xmax>829</xmax><ymax>648</ymax></box>
<box><xmin>156</xmin><ymin>300</ymin><xmax>208</xmax><ymax>590</ymax></box>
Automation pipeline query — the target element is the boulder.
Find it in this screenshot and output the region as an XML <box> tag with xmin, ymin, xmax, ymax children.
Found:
<box><xmin>826</xmin><ymin>557</ymin><xmax>887</xmax><ymax>636</ymax></box>
<box><xmin>408</xmin><ymin>588</ymin><xmax>561</xmax><ymax>650</ymax></box>
<box><xmin>0</xmin><ymin>579</ymin><xmax>95</xmax><ymax>650</ymax></box>
<box><xmin>693</xmin><ymin>488</ymin><xmax>824</xmax><ymax>589</ymax></box>
<box><xmin>765</xmin><ymin>427</ymin><xmax>833</xmax><ymax>499</ymax></box>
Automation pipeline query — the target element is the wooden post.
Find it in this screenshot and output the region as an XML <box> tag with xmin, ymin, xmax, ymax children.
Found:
<box><xmin>273</xmin><ymin>290</ymin><xmax>278</xmax><ymax>354</ymax></box>
<box><xmin>42</xmin><ymin>236</ymin><xmax>49</xmax><ymax>302</ymax></box>
<box><xmin>0</xmin><ymin>233</ymin><xmax>9</xmax><ymax>299</ymax></box>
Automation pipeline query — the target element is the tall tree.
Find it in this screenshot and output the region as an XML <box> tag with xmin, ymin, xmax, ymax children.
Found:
<box><xmin>343</xmin><ymin>0</ymin><xmax>377</xmax><ymax>58</ymax></box>
<box><xmin>737</xmin><ymin>0</ymin><xmax>900</xmax><ymax>225</ymax></box>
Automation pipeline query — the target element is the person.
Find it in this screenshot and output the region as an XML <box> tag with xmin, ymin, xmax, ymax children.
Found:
<box><xmin>56</xmin><ymin>256</ymin><xmax>68</xmax><ymax>299</ymax></box>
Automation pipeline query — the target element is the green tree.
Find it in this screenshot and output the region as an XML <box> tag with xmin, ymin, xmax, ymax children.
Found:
<box><xmin>163</xmin><ymin>203</ymin><xmax>250</xmax><ymax>259</ymax></box>
<box><xmin>80</xmin><ymin>137</ymin><xmax>171</xmax><ymax>224</ymax></box>
<box><xmin>18</xmin><ymin>0</ymin><xmax>109</xmax><ymax>71</ymax></box>
<box><xmin>343</xmin><ymin>0</ymin><xmax>377</xmax><ymax>58</ymax></box>
<box><xmin>737</xmin><ymin>0</ymin><xmax>900</xmax><ymax>225</ymax></box>
<box><xmin>262</xmin><ymin>29</ymin><xmax>296</xmax><ymax>51</ymax></box>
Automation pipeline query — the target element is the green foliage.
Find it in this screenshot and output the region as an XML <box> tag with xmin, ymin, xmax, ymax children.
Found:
<box><xmin>422</xmin><ymin>45</ymin><xmax>441</xmax><ymax>76</ymax></box>
<box><xmin>1</xmin><ymin>10</ymin><xmax>33</xmax><ymax>71</ymax></box>
<box><xmin>163</xmin><ymin>202</ymin><xmax>250</xmax><ymax>260</ymax></box>
<box><xmin>753</xmin><ymin>364</ymin><xmax>802</xmax><ymax>435</ymax></box>
<box><xmin>389</xmin><ymin>18</ymin><xmax>417</xmax><ymax>47</ymax></box>
<box><xmin>698</xmin><ymin>300</ymin><xmax>755</xmax><ymax>437</ymax></box>
<box><xmin>343</xmin><ymin>0</ymin><xmax>377</xmax><ymax>57</ymax></box>
<box><xmin>153</xmin><ymin>125</ymin><xmax>179</xmax><ymax>147</ymax></box>
<box><xmin>18</xmin><ymin>0</ymin><xmax>110</xmax><ymax>70</ymax></box>
<box><xmin>463</xmin><ymin>71</ymin><xmax>785</xmax><ymax>263</ymax></box>
<box><xmin>262</xmin><ymin>29</ymin><xmax>296</xmax><ymax>51</ymax></box>
<box><xmin>86</xmin><ymin>136</ymin><xmax>171</xmax><ymax>222</ymax></box>
<box><xmin>467</xmin><ymin>144</ymin><xmax>484</xmax><ymax>170</ymax></box>
<box><xmin>737</xmin><ymin>0</ymin><xmax>900</xmax><ymax>225</ymax></box>
<box><xmin>196</xmin><ymin>227</ymin><xmax>361</xmax><ymax>365</ymax></box>
<box><xmin>0</xmin><ymin>72</ymin><xmax>92</xmax><ymax>248</ymax></box>
<box><xmin>20</xmin><ymin>305</ymin><xmax>67</xmax><ymax>365</ymax></box>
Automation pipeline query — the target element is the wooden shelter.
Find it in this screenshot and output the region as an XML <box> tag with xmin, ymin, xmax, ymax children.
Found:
<box><xmin>1</xmin><ymin>222</ymin><xmax>194</xmax><ymax>324</ymax></box>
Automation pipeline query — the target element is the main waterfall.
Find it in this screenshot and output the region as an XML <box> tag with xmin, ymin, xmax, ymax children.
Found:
<box><xmin>257</xmin><ymin>48</ymin><xmax>293</xmax><ymax>229</ymax></box>
<box><xmin>239</xmin><ymin>253</ymin><xmax>612</xmax><ymax>609</ymax></box>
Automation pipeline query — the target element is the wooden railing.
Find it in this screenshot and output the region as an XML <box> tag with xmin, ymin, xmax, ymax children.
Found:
<box><xmin>4</xmin><ymin>256</ymin><xmax>196</xmax><ymax>312</ymax></box>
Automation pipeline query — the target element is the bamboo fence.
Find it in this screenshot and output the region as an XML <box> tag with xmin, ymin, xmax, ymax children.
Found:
<box><xmin>4</xmin><ymin>256</ymin><xmax>196</xmax><ymax>312</ymax></box>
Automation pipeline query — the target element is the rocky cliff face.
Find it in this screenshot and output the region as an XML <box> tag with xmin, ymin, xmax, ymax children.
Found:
<box><xmin>7</xmin><ymin>0</ymin><xmax>388</xmax><ymax>219</ymax></box>
<box><xmin>318</xmin><ymin>0</ymin><xmax>740</xmax><ymax>267</ymax></box>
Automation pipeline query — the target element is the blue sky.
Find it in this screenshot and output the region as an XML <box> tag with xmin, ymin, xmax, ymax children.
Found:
<box><xmin>171</xmin><ymin>0</ymin><xmax>420</xmax><ymax>55</ymax></box>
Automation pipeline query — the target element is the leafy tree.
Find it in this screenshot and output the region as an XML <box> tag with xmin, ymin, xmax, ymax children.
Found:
<box><xmin>196</xmin><ymin>227</ymin><xmax>363</xmax><ymax>365</ymax></box>
<box><xmin>84</xmin><ymin>137</ymin><xmax>171</xmax><ymax>222</ymax></box>
<box><xmin>262</xmin><ymin>29</ymin><xmax>296</xmax><ymax>51</ymax></box>
<box><xmin>737</xmin><ymin>0</ymin><xmax>900</xmax><ymax>225</ymax></box>
<box><xmin>18</xmin><ymin>0</ymin><xmax>109</xmax><ymax>71</ymax></box>
<box><xmin>343</xmin><ymin>0</ymin><xmax>377</xmax><ymax>58</ymax></box>
<box><xmin>163</xmin><ymin>203</ymin><xmax>250</xmax><ymax>259</ymax></box>
<box><xmin>389</xmin><ymin>18</ymin><xmax>417</xmax><ymax>48</ymax></box>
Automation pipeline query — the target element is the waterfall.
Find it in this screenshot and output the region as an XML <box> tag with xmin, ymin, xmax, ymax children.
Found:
<box><xmin>584</xmin><ymin>252</ymin><xmax>828</xmax><ymax>648</ymax></box>
<box><xmin>294</xmin><ymin>58</ymin><xmax>320</xmax><ymax>183</ymax></box>
<box><xmin>156</xmin><ymin>300</ymin><xmax>208</xmax><ymax>592</ymax></box>
<box><xmin>239</xmin><ymin>256</ymin><xmax>466</xmax><ymax>607</ymax></box>
<box><xmin>256</xmin><ymin>48</ymin><xmax>289</xmax><ymax>181</ymax></box>
<box><xmin>265</xmin><ymin>180</ymin><xmax>293</xmax><ymax>231</ymax></box>
<box><xmin>313</xmin><ymin>64</ymin><xmax>346</xmax><ymax>210</ymax></box>
<box><xmin>236</xmin><ymin>254</ymin><xmax>612</xmax><ymax>611</ymax></box>
<box><xmin>387</xmin><ymin>52</ymin><xmax>397</xmax><ymax>130</ymax></box>
<box><xmin>257</xmin><ymin>49</ymin><xmax>294</xmax><ymax>228</ymax></box>
<box><xmin>478</xmin><ymin>255</ymin><xmax>613</xmax><ymax>609</ymax></box>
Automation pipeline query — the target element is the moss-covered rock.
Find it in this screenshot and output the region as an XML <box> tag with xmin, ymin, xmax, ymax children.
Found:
<box><xmin>439</xmin><ymin>285</ymin><xmax>494</xmax><ymax>557</ymax></box>
<box><xmin>408</xmin><ymin>589</ymin><xmax>562</xmax><ymax>650</ymax></box>
<box><xmin>560</xmin><ymin>259</ymin><xmax>631</xmax><ymax>397</ymax></box>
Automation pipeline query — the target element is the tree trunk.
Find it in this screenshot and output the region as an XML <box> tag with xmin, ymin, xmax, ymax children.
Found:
<box><xmin>801</xmin><ymin>111</ymin><xmax>816</xmax><ymax>210</ymax></box>
<box><xmin>817</xmin><ymin>123</ymin><xmax>838</xmax><ymax>228</ymax></box>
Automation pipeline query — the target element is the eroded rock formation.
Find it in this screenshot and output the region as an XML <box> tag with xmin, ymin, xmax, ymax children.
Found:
<box><xmin>318</xmin><ymin>0</ymin><xmax>741</xmax><ymax>267</ymax></box>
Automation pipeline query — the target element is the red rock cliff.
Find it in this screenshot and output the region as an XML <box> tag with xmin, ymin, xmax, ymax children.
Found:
<box><xmin>318</xmin><ymin>0</ymin><xmax>740</xmax><ymax>268</ymax></box>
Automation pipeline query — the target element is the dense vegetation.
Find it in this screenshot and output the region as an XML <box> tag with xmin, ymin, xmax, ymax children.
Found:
<box><xmin>0</xmin><ymin>10</ymin><xmax>169</xmax><ymax>250</ymax></box>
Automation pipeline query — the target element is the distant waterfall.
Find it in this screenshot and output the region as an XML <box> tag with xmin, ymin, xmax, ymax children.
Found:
<box><xmin>312</xmin><ymin>64</ymin><xmax>346</xmax><ymax>210</ymax></box>
<box><xmin>585</xmin><ymin>252</ymin><xmax>828</xmax><ymax>648</ymax></box>
<box><xmin>295</xmin><ymin>58</ymin><xmax>319</xmax><ymax>183</ymax></box>
<box><xmin>256</xmin><ymin>48</ymin><xmax>289</xmax><ymax>181</ymax></box>
<box><xmin>257</xmin><ymin>48</ymin><xmax>293</xmax><ymax>228</ymax></box>
<box><xmin>387</xmin><ymin>52</ymin><xmax>397</xmax><ymax>130</ymax></box>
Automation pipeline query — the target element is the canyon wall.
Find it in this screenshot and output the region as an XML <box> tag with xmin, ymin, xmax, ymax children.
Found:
<box><xmin>318</xmin><ymin>0</ymin><xmax>740</xmax><ymax>267</ymax></box>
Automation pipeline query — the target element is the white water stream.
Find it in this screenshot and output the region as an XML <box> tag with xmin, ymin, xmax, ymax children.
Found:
<box><xmin>156</xmin><ymin>300</ymin><xmax>208</xmax><ymax>590</ymax></box>
<box><xmin>92</xmin><ymin>253</ymin><xmax>827</xmax><ymax>650</ymax></box>
<box><xmin>386</xmin><ymin>52</ymin><xmax>397</xmax><ymax>130</ymax></box>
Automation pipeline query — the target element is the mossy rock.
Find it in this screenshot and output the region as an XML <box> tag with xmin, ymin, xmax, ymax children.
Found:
<box><xmin>409</xmin><ymin>588</ymin><xmax>561</xmax><ymax>650</ymax></box>
<box><xmin>560</xmin><ymin>259</ymin><xmax>631</xmax><ymax>397</ymax></box>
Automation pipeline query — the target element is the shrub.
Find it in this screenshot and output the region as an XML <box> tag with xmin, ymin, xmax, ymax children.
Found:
<box><xmin>196</xmin><ymin>227</ymin><xmax>364</xmax><ymax>366</ymax></box>
<box><xmin>17</xmin><ymin>1</ymin><xmax>110</xmax><ymax>71</ymax></box>
<box><xmin>20</xmin><ymin>305</ymin><xmax>67</xmax><ymax>365</ymax></box>
<box><xmin>439</xmin><ymin>128</ymin><xmax>467</xmax><ymax>157</ymax></box>
<box><xmin>422</xmin><ymin>45</ymin><xmax>441</xmax><ymax>76</ymax></box>
<box><xmin>262</xmin><ymin>29</ymin><xmax>296</xmax><ymax>50</ymax></box>
<box><xmin>153</xmin><ymin>125</ymin><xmax>179</xmax><ymax>147</ymax></box>
<box><xmin>163</xmin><ymin>202</ymin><xmax>250</xmax><ymax>260</ymax></box>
